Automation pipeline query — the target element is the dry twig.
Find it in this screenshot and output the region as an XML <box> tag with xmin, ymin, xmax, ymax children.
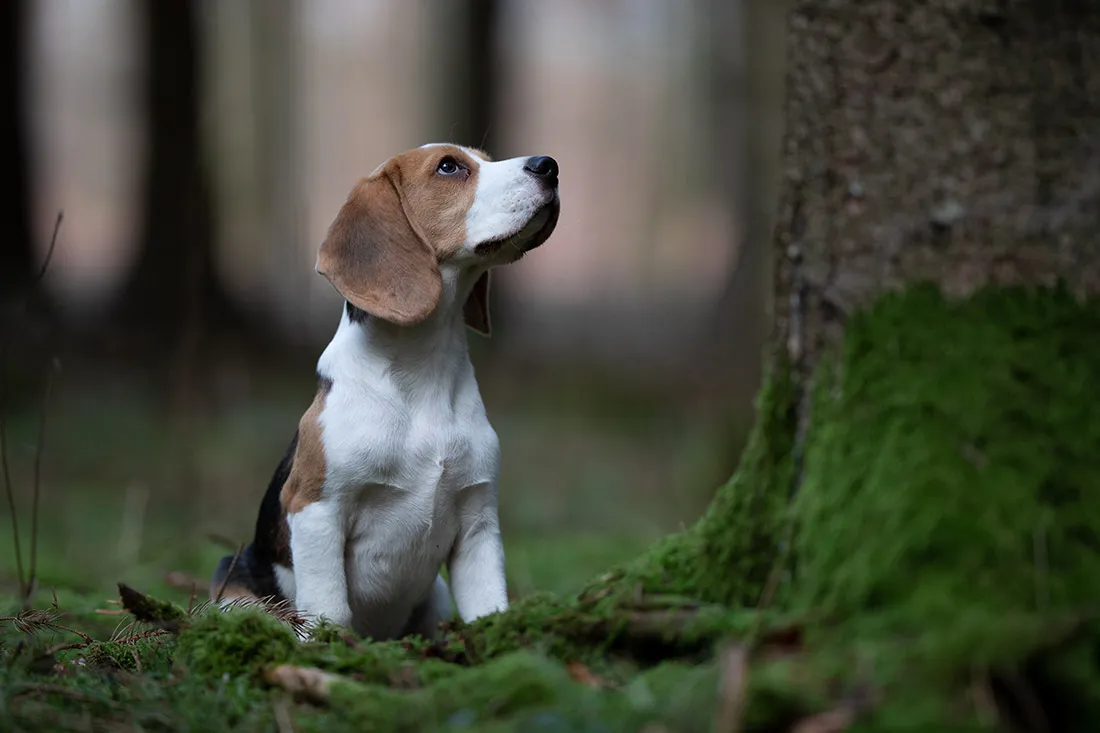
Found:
<box><xmin>713</xmin><ymin>643</ymin><xmax>751</xmax><ymax>733</ymax></box>
<box><xmin>214</xmin><ymin>543</ymin><xmax>245</xmax><ymax>603</ymax></box>
<box><xmin>265</xmin><ymin>665</ymin><xmax>342</xmax><ymax>704</ymax></box>
<box><xmin>1</xmin><ymin>211</ymin><xmax>64</xmax><ymax>609</ymax></box>
<box><xmin>11</xmin><ymin>682</ymin><xmax>101</xmax><ymax>706</ymax></box>
<box><xmin>25</xmin><ymin>359</ymin><xmax>57</xmax><ymax>608</ymax></box>
<box><xmin>0</xmin><ymin>355</ymin><xmax>25</xmax><ymax>595</ymax></box>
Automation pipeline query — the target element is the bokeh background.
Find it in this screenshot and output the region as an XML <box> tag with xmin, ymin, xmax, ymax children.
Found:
<box><xmin>1</xmin><ymin>0</ymin><xmax>793</xmax><ymax>604</ymax></box>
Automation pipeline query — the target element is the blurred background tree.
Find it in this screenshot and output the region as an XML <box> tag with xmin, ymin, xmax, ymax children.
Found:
<box><xmin>2</xmin><ymin>5</ymin><xmax>1098</xmax><ymax>725</ymax></box>
<box><xmin>1</xmin><ymin>0</ymin><xmax>34</xmax><ymax>303</ymax></box>
<box><xmin>3</xmin><ymin>0</ymin><xmax>788</xmax><ymax>597</ymax></box>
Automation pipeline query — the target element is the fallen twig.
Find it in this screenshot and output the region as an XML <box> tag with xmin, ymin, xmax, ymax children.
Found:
<box><xmin>0</xmin><ymin>353</ymin><xmax>26</xmax><ymax>597</ymax></box>
<box><xmin>117</xmin><ymin>583</ymin><xmax>187</xmax><ymax>631</ymax></box>
<box><xmin>264</xmin><ymin>664</ymin><xmax>343</xmax><ymax>704</ymax></box>
<box><xmin>1</xmin><ymin>211</ymin><xmax>64</xmax><ymax>611</ymax></box>
<box><xmin>25</xmin><ymin>359</ymin><xmax>57</xmax><ymax>608</ymax></box>
<box><xmin>0</xmin><ymin>607</ymin><xmax>91</xmax><ymax>644</ymax></box>
<box><xmin>214</xmin><ymin>543</ymin><xmax>245</xmax><ymax>604</ymax></box>
<box><xmin>789</xmin><ymin>705</ymin><xmax>857</xmax><ymax>733</ymax></box>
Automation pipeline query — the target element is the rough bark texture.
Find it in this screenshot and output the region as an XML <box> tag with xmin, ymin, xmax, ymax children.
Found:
<box><xmin>774</xmin><ymin>0</ymin><xmax>1100</xmax><ymax>383</ymax></box>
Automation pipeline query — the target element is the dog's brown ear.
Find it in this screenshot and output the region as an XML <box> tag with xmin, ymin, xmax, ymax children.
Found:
<box><xmin>317</xmin><ymin>174</ymin><xmax>441</xmax><ymax>326</ymax></box>
<box><xmin>463</xmin><ymin>270</ymin><xmax>491</xmax><ymax>336</ymax></box>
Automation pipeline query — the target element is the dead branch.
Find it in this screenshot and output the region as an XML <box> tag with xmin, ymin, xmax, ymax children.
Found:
<box><xmin>25</xmin><ymin>358</ymin><xmax>57</xmax><ymax>609</ymax></box>
<box><xmin>33</xmin><ymin>212</ymin><xmax>63</xmax><ymax>287</ymax></box>
<box><xmin>714</xmin><ymin>644</ymin><xmax>750</xmax><ymax>733</ymax></box>
<box><xmin>214</xmin><ymin>543</ymin><xmax>245</xmax><ymax>603</ymax></box>
<box><xmin>0</xmin><ymin>355</ymin><xmax>26</xmax><ymax>595</ymax></box>
<box><xmin>264</xmin><ymin>665</ymin><xmax>343</xmax><ymax>704</ymax></box>
<box><xmin>273</xmin><ymin>696</ymin><xmax>296</xmax><ymax>733</ymax></box>
<box><xmin>1</xmin><ymin>211</ymin><xmax>64</xmax><ymax>610</ymax></box>
<box><xmin>0</xmin><ymin>607</ymin><xmax>92</xmax><ymax>644</ymax></box>
<box><xmin>117</xmin><ymin>583</ymin><xmax>187</xmax><ymax>631</ymax></box>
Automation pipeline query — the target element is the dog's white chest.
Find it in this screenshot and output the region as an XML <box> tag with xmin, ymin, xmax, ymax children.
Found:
<box><xmin>317</xmin><ymin>373</ymin><xmax>499</xmax><ymax>635</ymax></box>
<box><xmin>322</xmin><ymin>373</ymin><xmax>499</xmax><ymax>495</ymax></box>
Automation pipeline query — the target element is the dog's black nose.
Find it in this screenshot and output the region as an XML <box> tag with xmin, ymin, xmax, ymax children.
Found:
<box><xmin>523</xmin><ymin>155</ymin><xmax>559</xmax><ymax>184</ymax></box>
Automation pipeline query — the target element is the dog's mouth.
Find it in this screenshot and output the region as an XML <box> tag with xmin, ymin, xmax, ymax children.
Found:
<box><xmin>473</xmin><ymin>198</ymin><xmax>560</xmax><ymax>259</ymax></box>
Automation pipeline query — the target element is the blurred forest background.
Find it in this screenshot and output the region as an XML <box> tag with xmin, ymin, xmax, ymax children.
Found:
<box><xmin>1</xmin><ymin>0</ymin><xmax>792</xmax><ymax>602</ymax></box>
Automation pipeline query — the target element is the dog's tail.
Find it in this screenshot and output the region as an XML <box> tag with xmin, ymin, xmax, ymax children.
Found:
<box><xmin>209</xmin><ymin>547</ymin><xmax>264</xmax><ymax>605</ymax></box>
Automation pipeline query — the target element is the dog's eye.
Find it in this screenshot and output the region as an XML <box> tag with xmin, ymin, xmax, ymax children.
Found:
<box><xmin>436</xmin><ymin>157</ymin><xmax>461</xmax><ymax>175</ymax></box>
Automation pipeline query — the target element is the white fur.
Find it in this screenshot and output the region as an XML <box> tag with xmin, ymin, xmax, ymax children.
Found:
<box><xmin>465</xmin><ymin>156</ymin><xmax>553</xmax><ymax>256</ymax></box>
<box><xmin>283</xmin><ymin>148</ymin><xmax>557</xmax><ymax>640</ymax></box>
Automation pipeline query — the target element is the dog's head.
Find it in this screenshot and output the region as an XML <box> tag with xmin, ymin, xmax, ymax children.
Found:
<box><xmin>317</xmin><ymin>144</ymin><xmax>560</xmax><ymax>336</ymax></box>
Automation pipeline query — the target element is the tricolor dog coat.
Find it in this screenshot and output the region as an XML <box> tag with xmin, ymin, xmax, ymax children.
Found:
<box><xmin>210</xmin><ymin>144</ymin><xmax>561</xmax><ymax>640</ymax></box>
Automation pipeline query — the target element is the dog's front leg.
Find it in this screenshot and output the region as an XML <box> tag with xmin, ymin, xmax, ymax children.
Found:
<box><xmin>287</xmin><ymin>500</ymin><xmax>353</xmax><ymax>629</ymax></box>
<box><xmin>448</xmin><ymin>486</ymin><xmax>509</xmax><ymax>622</ymax></box>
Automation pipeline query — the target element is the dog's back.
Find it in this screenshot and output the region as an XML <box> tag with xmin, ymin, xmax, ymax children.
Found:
<box><xmin>209</xmin><ymin>433</ymin><xmax>297</xmax><ymax>605</ymax></box>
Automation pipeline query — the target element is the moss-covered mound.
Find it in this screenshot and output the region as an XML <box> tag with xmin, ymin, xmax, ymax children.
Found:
<box><xmin>789</xmin><ymin>284</ymin><xmax>1100</xmax><ymax>729</ymax></box>
<box><xmin>3</xmin><ymin>283</ymin><xmax>1100</xmax><ymax>731</ymax></box>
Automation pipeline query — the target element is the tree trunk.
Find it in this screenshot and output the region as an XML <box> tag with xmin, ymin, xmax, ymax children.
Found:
<box><xmin>612</xmin><ymin>0</ymin><xmax>1100</xmax><ymax>725</ymax></box>
<box><xmin>109</xmin><ymin>0</ymin><xmax>246</xmax><ymax>359</ymax></box>
<box><xmin>704</xmin><ymin>0</ymin><xmax>794</xmax><ymax>388</ymax></box>
<box><xmin>0</xmin><ymin>0</ymin><xmax>35</xmax><ymax>304</ymax></box>
<box><xmin>0</xmin><ymin>0</ymin><xmax>56</xmax><ymax>393</ymax></box>
<box><xmin>431</xmin><ymin>0</ymin><xmax>501</xmax><ymax>152</ymax></box>
<box><xmin>250</xmin><ymin>0</ymin><xmax>310</xmax><ymax>345</ymax></box>
<box><xmin>429</xmin><ymin>0</ymin><xmax>520</xmax><ymax>335</ymax></box>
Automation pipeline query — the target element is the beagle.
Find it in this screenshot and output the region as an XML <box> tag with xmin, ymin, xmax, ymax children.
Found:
<box><xmin>210</xmin><ymin>143</ymin><xmax>560</xmax><ymax>640</ymax></box>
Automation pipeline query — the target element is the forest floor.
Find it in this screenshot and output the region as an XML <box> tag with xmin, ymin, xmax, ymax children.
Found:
<box><xmin>0</xmin><ymin>365</ymin><xmax>750</xmax><ymax>732</ymax></box>
<box><xmin>6</xmin><ymin>285</ymin><xmax>1100</xmax><ymax>733</ymax></box>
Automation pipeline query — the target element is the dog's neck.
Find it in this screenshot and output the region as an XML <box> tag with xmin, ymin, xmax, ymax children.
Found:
<box><xmin>318</xmin><ymin>266</ymin><xmax>485</xmax><ymax>397</ymax></box>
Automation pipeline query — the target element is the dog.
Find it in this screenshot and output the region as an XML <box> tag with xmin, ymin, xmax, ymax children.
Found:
<box><xmin>210</xmin><ymin>143</ymin><xmax>560</xmax><ymax>640</ymax></box>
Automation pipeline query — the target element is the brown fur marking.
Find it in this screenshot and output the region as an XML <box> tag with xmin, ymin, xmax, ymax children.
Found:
<box><xmin>273</xmin><ymin>509</ymin><xmax>293</xmax><ymax>567</ymax></box>
<box><xmin>316</xmin><ymin>145</ymin><xmax>487</xmax><ymax>326</ymax></box>
<box><xmin>386</xmin><ymin>145</ymin><xmax>481</xmax><ymax>259</ymax></box>
<box><xmin>280</xmin><ymin>378</ymin><xmax>333</xmax><ymax>515</ymax></box>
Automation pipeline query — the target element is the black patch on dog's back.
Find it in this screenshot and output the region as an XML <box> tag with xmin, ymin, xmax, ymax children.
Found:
<box><xmin>253</xmin><ymin>431</ymin><xmax>298</xmax><ymax>570</ymax></box>
<box><xmin>346</xmin><ymin>301</ymin><xmax>369</xmax><ymax>324</ymax></box>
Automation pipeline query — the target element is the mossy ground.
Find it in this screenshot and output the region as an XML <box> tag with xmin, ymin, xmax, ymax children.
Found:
<box><xmin>3</xmin><ymin>283</ymin><xmax>1100</xmax><ymax>731</ymax></box>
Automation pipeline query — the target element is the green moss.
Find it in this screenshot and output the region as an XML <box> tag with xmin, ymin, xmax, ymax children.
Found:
<box><xmin>602</xmin><ymin>360</ymin><xmax>798</xmax><ymax>608</ymax></box>
<box><xmin>9</xmin><ymin>282</ymin><xmax>1100</xmax><ymax>730</ymax></box>
<box><xmin>793</xmin><ymin>284</ymin><xmax>1100</xmax><ymax>727</ymax></box>
<box><xmin>117</xmin><ymin>582</ymin><xmax>187</xmax><ymax>625</ymax></box>
<box><xmin>175</xmin><ymin>606</ymin><xmax>298</xmax><ymax>679</ymax></box>
<box><xmin>460</xmin><ymin>593</ymin><xmax>616</xmax><ymax>664</ymax></box>
<box><xmin>795</xmin><ymin>285</ymin><xmax>1100</xmax><ymax>624</ymax></box>
<box><xmin>295</xmin><ymin>634</ymin><xmax>465</xmax><ymax>688</ymax></box>
<box><xmin>81</xmin><ymin>636</ymin><xmax>175</xmax><ymax>673</ymax></box>
<box><xmin>290</xmin><ymin>651</ymin><xmax>817</xmax><ymax>733</ymax></box>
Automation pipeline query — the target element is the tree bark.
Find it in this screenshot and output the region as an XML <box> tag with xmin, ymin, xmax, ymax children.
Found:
<box><xmin>773</xmin><ymin>0</ymin><xmax>1100</xmax><ymax>386</ymax></box>
<box><xmin>592</xmin><ymin>0</ymin><xmax>1098</xmax><ymax>700</ymax></box>
<box><xmin>628</xmin><ymin>0</ymin><xmax>1100</xmax><ymax>722</ymax></box>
